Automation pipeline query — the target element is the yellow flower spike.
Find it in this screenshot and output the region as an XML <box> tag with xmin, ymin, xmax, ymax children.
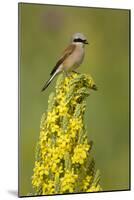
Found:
<box><xmin>32</xmin><ymin>72</ymin><xmax>101</xmax><ymax>195</ymax></box>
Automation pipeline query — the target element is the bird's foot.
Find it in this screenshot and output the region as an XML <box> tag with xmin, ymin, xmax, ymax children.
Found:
<box><xmin>72</xmin><ymin>70</ymin><xmax>80</xmax><ymax>74</ymax></box>
<box><xmin>63</xmin><ymin>71</ymin><xmax>72</xmax><ymax>77</ymax></box>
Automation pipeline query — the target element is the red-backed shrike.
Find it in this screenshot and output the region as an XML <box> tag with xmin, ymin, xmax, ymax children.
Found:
<box><xmin>41</xmin><ymin>33</ymin><xmax>88</xmax><ymax>91</ymax></box>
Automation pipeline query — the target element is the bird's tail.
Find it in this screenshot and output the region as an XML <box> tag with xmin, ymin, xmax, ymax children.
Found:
<box><xmin>41</xmin><ymin>71</ymin><xmax>57</xmax><ymax>92</ymax></box>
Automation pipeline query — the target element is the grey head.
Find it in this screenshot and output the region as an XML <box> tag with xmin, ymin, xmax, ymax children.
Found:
<box><xmin>71</xmin><ymin>32</ymin><xmax>88</xmax><ymax>44</ymax></box>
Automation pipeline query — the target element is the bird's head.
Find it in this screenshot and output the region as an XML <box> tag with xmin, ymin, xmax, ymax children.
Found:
<box><xmin>71</xmin><ymin>33</ymin><xmax>89</xmax><ymax>46</ymax></box>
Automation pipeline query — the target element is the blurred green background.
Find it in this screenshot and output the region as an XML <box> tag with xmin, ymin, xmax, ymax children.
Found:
<box><xmin>19</xmin><ymin>3</ymin><xmax>130</xmax><ymax>196</ymax></box>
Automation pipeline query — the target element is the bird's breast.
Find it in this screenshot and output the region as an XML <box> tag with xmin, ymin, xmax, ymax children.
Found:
<box><xmin>63</xmin><ymin>46</ymin><xmax>85</xmax><ymax>71</ymax></box>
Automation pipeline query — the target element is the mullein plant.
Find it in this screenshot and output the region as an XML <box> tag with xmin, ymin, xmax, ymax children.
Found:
<box><xmin>32</xmin><ymin>72</ymin><xmax>102</xmax><ymax>195</ymax></box>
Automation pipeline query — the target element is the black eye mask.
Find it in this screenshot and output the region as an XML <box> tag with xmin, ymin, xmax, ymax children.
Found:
<box><xmin>73</xmin><ymin>38</ymin><xmax>88</xmax><ymax>44</ymax></box>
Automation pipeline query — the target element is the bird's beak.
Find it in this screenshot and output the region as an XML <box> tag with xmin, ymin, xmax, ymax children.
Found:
<box><xmin>84</xmin><ymin>40</ymin><xmax>89</xmax><ymax>44</ymax></box>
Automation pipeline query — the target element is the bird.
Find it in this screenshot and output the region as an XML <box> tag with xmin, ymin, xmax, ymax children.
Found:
<box><xmin>41</xmin><ymin>32</ymin><xmax>89</xmax><ymax>92</ymax></box>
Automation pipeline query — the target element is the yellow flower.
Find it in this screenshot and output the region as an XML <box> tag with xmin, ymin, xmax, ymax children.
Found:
<box><xmin>46</xmin><ymin>109</ymin><xmax>58</xmax><ymax>124</ymax></box>
<box><xmin>82</xmin><ymin>175</ymin><xmax>92</xmax><ymax>190</ymax></box>
<box><xmin>72</xmin><ymin>144</ymin><xmax>90</xmax><ymax>164</ymax></box>
<box><xmin>87</xmin><ymin>184</ymin><xmax>102</xmax><ymax>192</ymax></box>
<box><xmin>69</xmin><ymin>117</ymin><xmax>82</xmax><ymax>131</ymax></box>
<box><xmin>42</xmin><ymin>180</ymin><xmax>55</xmax><ymax>195</ymax></box>
<box><xmin>57</xmin><ymin>104</ymin><xmax>68</xmax><ymax>116</ymax></box>
<box><xmin>32</xmin><ymin>162</ymin><xmax>45</xmax><ymax>188</ymax></box>
<box><xmin>32</xmin><ymin>72</ymin><xmax>101</xmax><ymax>195</ymax></box>
<box><xmin>51</xmin><ymin>124</ymin><xmax>60</xmax><ymax>133</ymax></box>
<box><xmin>60</xmin><ymin>170</ymin><xmax>78</xmax><ymax>193</ymax></box>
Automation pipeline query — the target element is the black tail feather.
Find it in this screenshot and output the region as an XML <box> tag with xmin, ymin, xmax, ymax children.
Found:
<box><xmin>41</xmin><ymin>72</ymin><xmax>57</xmax><ymax>92</ymax></box>
<box><xmin>41</xmin><ymin>79</ymin><xmax>52</xmax><ymax>92</ymax></box>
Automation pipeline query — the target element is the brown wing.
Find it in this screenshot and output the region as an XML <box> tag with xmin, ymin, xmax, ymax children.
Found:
<box><xmin>50</xmin><ymin>44</ymin><xmax>76</xmax><ymax>76</ymax></box>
